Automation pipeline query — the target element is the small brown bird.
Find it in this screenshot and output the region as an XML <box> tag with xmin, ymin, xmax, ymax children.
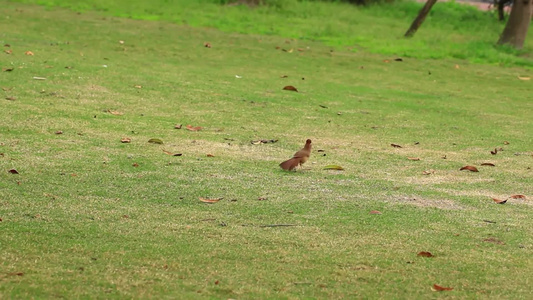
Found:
<box><xmin>279</xmin><ymin>139</ymin><xmax>312</xmax><ymax>171</ymax></box>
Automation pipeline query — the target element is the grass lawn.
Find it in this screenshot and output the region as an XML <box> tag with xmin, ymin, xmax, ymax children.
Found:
<box><xmin>1</xmin><ymin>1</ymin><xmax>532</xmax><ymax>299</ymax></box>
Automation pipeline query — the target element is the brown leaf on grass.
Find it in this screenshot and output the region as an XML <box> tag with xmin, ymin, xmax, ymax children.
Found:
<box><xmin>120</xmin><ymin>137</ymin><xmax>131</xmax><ymax>143</ymax></box>
<box><xmin>174</xmin><ymin>124</ymin><xmax>182</xmax><ymax>129</ymax></box>
<box><xmin>460</xmin><ymin>166</ymin><xmax>478</xmax><ymax>172</ymax></box>
<box><xmin>4</xmin><ymin>49</ymin><xmax>12</xmax><ymax>54</ymax></box>
<box><xmin>481</xmin><ymin>163</ymin><xmax>495</xmax><ymax>166</ymax></box>
<box><xmin>510</xmin><ymin>194</ymin><xmax>526</xmax><ymax>199</ymax></box>
<box><xmin>432</xmin><ymin>284</ymin><xmax>453</xmax><ymax>291</ymax></box>
<box><xmin>503</xmin><ymin>141</ymin><xmax>510</xmax><ymax>145</ymax></box>
<box><xmin>251</xmin><ymin>139</ymin><xmax>278</xmax><ymax>145</ymax></box>
<box><xmin>4</xmin><ymin>44</ymin><xmax>10</xmax><ymax>47</ymax></box>
<box><xmin>204</xmin><ymin>42</ymin><xmax>211</xmax><ymax>48</ymax></box>
<box><xmin>417</xmin><ymin>251</ymin><xmax>434</xmax><ymax>257</ymax></box>
<box><xmin>25</xmin><ymin>51</ymin><xmax>34</xmax><ymax>56</ymax></box>
<box><xmin>390</xmin><ymin>143</ymin><xmax>402</xmax><ymax>148</ymax></box>
<box><xmin>163</xmin><ymin>150</ymin><xmax>182</xmax><ymax>156</ymax></box>
<box><xmin>483</xmin><ymin>237</ymin><xmax>505</xmax><ymax>245</ymax></box>
<box><xmin>369</xmin><ymin>210</ymin><xmax>382</xmax><ymax>214</ymax></box>
<box><xmin>454</xmin><ymin>64</ymin><xmax>460</xmax><ymax>69</ymax></box>
<box><xmin>5</xmin><ymin>96</ymin><xmax>16</xmax><ymax>101</ymax></box>
<box><xmin>2</xmin><ymin>87</ymin><xmax>12</xmax><ymax>91</ymax></box>
<box><xmin>132</xmin><ymin>163</ymin><xmax>139</xmax><ymax>167</ymax></box>
<box><xmin>258</xmin><ymin>196</ymin><xmax>268</xmax><ymax>201</ymax></box>
<box><xmin>492</xmin><ymin>198</ymin><xmax>507</xmax><ymax>204</ymax></box>
<box><xmin>422</xmin><ymin>170</ymin><xmax>434</xmax><ymax>175</ymax></box>
<box><xmin>3</xmin><ymin>67</ymin><xmax>14</xmax><ymax>72</ymax></box>
<box><xmin>206</xmin><ymin>154</ymin><xmax>215</xmax><ymax>157</ymax></box>
<box><xmin>8</xmin><ymin>169</ymin><xmax>19</xmax><ymax>174</ymax></box>
<box><xmin>283</xmin><ymin>85</ymin><xmax>298</xmax><ymax>92</ymax></box>
<box><xmin>394</xmin><ymin>58</ymin><xmax>403</xmax><ymax>62</ymax></box>
<box><xmin>517</xmin><ymin>76</ymin><xmax>530</xmax><ymax>81</ymax></box>
<box><xmin>55</xmin><ymin>131</ymin><xmax>63</xmax><ymax>135</ymax></box>
<box><xmin>490</xmin><ymin>148</ymin><xmax>498</xmax><ymax>155</ymax></box>
<box><xmin>186</xmin><ymin>125</ymin><xmax>202</xmax><ymax>131</ymax></box>
<box><xmin>7</xmin><ymin>272</ymin><xmax>24</xmax><ymax>276</ymax></box>
<box><xmin>107</xmin><ymin>110</ymin><xmax>123</xmax><ymax>116</ymax></box>
<box><xmin>383</xmin><ymin>59</ymin><xmax>390</xmax><ymax>63</ymax></box>
<box><xmin>134</xmin><ymin>85</ymin><xmax>142</xmax><ymax>89</ymax></box>
<box><xmin>441</xmin><ymin>155</ymin><xmax>447</xmax><ymax>159</ymax></box>
<box><xmin>199</xmin><ymin>197</ymin><xmax>222</xmax><ymax>203</ymax></box>
<box><xmin>280</xmin><ymin>75</ymin><xmax>288</xmax><ymax>78</ymax></box>
<box><xmin>407</xmin><ymin>157</ymin><xmax>420</xmax><ymax>161</ymax></box>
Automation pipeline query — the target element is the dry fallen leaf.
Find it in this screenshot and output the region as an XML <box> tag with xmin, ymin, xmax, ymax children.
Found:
<box><xmin>483</xmin><ymin>237</ymin><xmax>505</xmax><ymax>245</ymax></box>
<box><xmin>490</xmin><ymin>148</ymin><xmax>497</xmax><ymax>155</ymax></box>
<box><xmin>162</xmin><ymin>150</ymin><xmax>182</xmax><ymax>156</ymax></box>
<box><xmin>510</xmin><ymin>194</ymin><xmax>526</xmax><ymax>199</ymax></box>
<box><xmin>186</xmin><ymin>125</ymin><xmax>202</xmax><ymax>131</ymax></box>
<box><xmin>369</xmin><ymin>210</ymin><xmax>382</xmax><ymax>215</ymax></box>
<box><xmin>120</xmin><ymin>137</ymin><xmax>131</xmax><ymax>143</ymax></box>
<box><xmin>407</xmin><ymin>157</ymin><xmax>420</xmax><ymax>161</ymax></box>
<box><xmin>280</xmin><ymin>75</ymin><xmax>288</xmax><ymax>78</ymax></box>
<box><xmin>8</xmin><ymin>169</ymin><xmax>19</xmax><ymax>174</ymax></box>
<box><xmin>480</xmin><ymin>163</ymin><xmax>495</xmax><ymax>166</ymax></box>
<box><xmin>25</xmin><ymin>51</ymin><xmax>34</xmax><ymax>56</ymax></box>
<box><xmin>460</xmin><ymin>166</ymin><xmax>479</xmax><ymax>172</ymax></box>
<box><xmin>55</xmin><ymin>131</ymin><xmax>63</xmax><ymax>135</ymax></box>
<box><xmin>383</xmin><ymin>59</ymin><xmax>390</xmax><ymax>63</ymax></box>
<box><xmin>4</xmin><ymin>49</ymin><xmax>12</xmax><ymax>54</ymax></box>
<box><xmin>3</xmin><ymin>67</ymin><xmax>14</xmax><ymax>72</ymax></box>
<box><xmin>204</xmin><ymin>42</ymin><xmax>212</xmax><ymax>48</ymax></box>
<box><xmin>390</xmin><ymin>143</ymin><xmax>402</xmax><ymax>148</ymax></box>
<box><xmin>107</xmin><ymin>110</ymin><xmax>124</xmax><ymax>116</ymax></box>
<box><xmin>199</xmin><ymin>197</ymin><xmax>222</xmax><ymax>203</ymax></box>
<box><xmin>422</xmin><ymin>170</ymin><xmax>434</xmax><ymax>175</ymax></box>
<box><xmin>492</xmin><ymin>198</ymin><xmax>507</xmax><ymax>204</ymax></box>
<box><xmin>503</xmin><ymin>141</ymin><xmax>510</xmax><ymax>145</ymax></box>
<box><xmin>174</xmin><ymin>124</ymin><xmax>182</xmax><ymax>129</ymax></box>
<box><xmin>148</xmin><ymin>138</ymin><xmax>163</xmax><ymax>144</ymax></box>
<box><xmin>454</xmin><ymin>64</ymin><xmax>460</xmax><ymax>69</ymax></box>
<box><xmin>132</xmin><ymin>163</ymin><xmax>139</xmax><ymax>167</ymax></box>
<box><xmin>432</xmin><ymin>284</ymin><xmax>453</xmax><ymax>291</ymax></box>
<box><xmin>283</xmin><ymin>85</ymin><xmax>298</xmax><ymax>92</ymax></box>
<box><xmin>417</xmin><ymin>251</ymin><xmax>434</xmax><ymax>257</ymax></box>
<box><xmin>323</xmin><ymin>165</ymin><xmax>344</xmax><ymax>170</ymax></box>
<box><xmin>134</xmin><ymin>85</ymin><xmax>142</xmax><ymax>89</ymax></box>
<box><xmin>7</xmin><ymin>272</ymin><xmax>24</xmax><ymax>277</ymax></box>
<box><xmin>517</xmin><ymin>76</ymin><xmax>530</xmax><ymax>81</ymax></box>
<box><xmin>206</xmin><ymin>154</ymin><xmax>215</xmax><ymax>157</ymax></box>
<box><xmin>5</xmin><ymin>96</ymin><xmax>16</xmax><ymax>101</ymax></box>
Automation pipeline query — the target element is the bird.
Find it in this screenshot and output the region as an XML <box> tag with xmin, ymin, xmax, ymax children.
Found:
<box><xmin>279</xmin><ymin>139</ymin><xmax>312</xmax><ymax>171</ymax></box>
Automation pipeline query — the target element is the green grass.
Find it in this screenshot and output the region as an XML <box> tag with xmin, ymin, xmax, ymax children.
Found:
<box><xmin>7</xmin><ymin>0</ymin><xmax>533</xmax><ymax>68</ymax></box>
<box><xmin>1</xmin><ymin>2</ymin><xmax>532</xmax><ymax>299</ymax></box>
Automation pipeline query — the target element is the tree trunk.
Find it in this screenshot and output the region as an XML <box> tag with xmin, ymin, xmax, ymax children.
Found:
<box><xmin>497</xmin><ymin>0</ymin><xmax>533</xmax><ymax>49</ymax></box>
<box><xmin>404</xmin><ymin>0</ymin><xmax>438</xmax><ymax>38</ymax></box>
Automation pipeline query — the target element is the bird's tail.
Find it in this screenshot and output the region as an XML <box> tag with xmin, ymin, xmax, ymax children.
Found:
<box><xmin>280</xmin><ymin>158</ymin><xmax>300</xmax><ymax>171</ymax></box>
